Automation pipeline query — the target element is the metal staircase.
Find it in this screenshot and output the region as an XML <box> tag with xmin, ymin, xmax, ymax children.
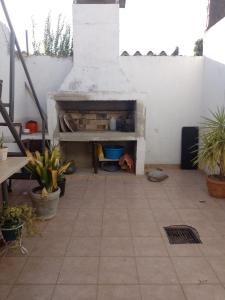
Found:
<box><xmin>0</xmin><ymin>0</ymin><xmax>47</xmax><ymax>183</ymax></box>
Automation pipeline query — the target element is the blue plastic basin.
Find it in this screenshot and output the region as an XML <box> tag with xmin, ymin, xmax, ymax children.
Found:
<box><xmin>104</xmin><ymin>145</ymin><xmax>124</xmax><ymax>159</ymax></box>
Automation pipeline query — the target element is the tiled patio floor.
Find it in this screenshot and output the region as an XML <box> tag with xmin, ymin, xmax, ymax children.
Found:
<box><xmin>1</xmin><ymin>169</ymin><xmax>225</xmax><ymax>299</ymax></box>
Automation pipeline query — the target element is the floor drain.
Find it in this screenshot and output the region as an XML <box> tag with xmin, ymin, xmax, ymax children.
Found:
<box><xmin>164</xmin><ymin>225</ymin><xmax>202</xmax><ymax>244</ymax></box>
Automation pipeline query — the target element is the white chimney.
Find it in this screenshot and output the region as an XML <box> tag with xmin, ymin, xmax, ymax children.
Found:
<box><xmin>60</xmin><ymin>1</ymin><xmax>133</xmax><ymax>93</ymax></box>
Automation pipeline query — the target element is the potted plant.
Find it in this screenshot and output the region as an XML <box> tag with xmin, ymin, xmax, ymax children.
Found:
<box><xmin>194</xmin><ymin>107</ymin><xmax>225</xmax><ymax>198</ymax></box>
<box><xmin>0</xmin><ymin>133</ymin><xmax>8</xmax><ymax>161</ymax></box>
<box><xmin>0</xmin><ymin>204</ymin><xmax>36</xmax><ymax>242</ymax></box>
<box><xmin>26</xmin><ymin>146</ymin><xmax>70</xmax><ymax>220</ymax></box>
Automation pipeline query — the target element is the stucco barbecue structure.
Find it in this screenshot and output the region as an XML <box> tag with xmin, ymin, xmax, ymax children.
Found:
<box><xmin>47</xmin><ymin>0</ymin><xmax>146</xmax><ymax>174</ymax></box>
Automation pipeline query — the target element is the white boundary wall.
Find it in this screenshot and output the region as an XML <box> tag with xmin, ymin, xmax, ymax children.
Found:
<box><xmin>0</xmin><ymin>21</ymin><xmax>206</xmax><ymax>165</ymax></box>
<box><xmin>203</xmin><ymin>18</ymin><xmax>225</xmax><ymax>118</ymax></box>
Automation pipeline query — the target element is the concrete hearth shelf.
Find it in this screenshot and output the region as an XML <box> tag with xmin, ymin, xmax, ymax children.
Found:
<box><xmin>59</xmin><ymin>131</ymin><xmax>137</xmax><ymax>142</ymax></box>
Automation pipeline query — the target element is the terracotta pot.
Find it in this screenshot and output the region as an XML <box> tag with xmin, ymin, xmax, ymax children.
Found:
<box><xmin>207</xmin><ymin>176</ymin><xmax>225</xmax><ymax>198</ymax></box>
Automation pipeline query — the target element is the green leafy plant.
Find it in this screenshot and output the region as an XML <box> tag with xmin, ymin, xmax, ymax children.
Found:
<box><xmin>194</xmin><ymin>38</ymin><xmax>203</xmax><ymax>56</ymax></box>
<box><xmin>32</xmin><ymin>13</ymin><xmax>73</xmax><ymax>57</ymax></box>
<box><xmin>0</xmin><ymin>204</ymin><xmax>37</xmax><ymax>236</ymax></box>
<box><xmin>26</xmin><ymin>145</ymin><xmax>70</xmax><ymax>196</ymax></box>
<box><xmin>194</xmin><ymin>107</ymin><xmax>225</xmax><ymax>179</ymax></box>
<box><xmin>0</xmin><ymin>133</ymin><xmax>5</xmax><ymax>148</ymax></box>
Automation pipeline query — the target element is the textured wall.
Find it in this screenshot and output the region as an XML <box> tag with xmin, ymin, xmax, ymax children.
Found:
<box><xmin>207</xmin><ymin>0</ymin><xmax>225</xmax><ymax>29</ymax></box>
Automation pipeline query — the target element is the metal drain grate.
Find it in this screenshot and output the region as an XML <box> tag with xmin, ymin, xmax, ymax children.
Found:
<box><xmin>164</xmin><ymin>225</ymin><xmax>202</xmax><ymax>244</ymax></box>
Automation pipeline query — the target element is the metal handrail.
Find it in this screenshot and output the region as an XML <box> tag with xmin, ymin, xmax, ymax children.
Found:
<box><xmin>0</xmin><ymin>0</ymin><xmax>46</xmax><ymax>153</ymax></box>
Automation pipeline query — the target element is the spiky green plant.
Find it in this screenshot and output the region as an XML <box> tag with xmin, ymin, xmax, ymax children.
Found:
<box><xmin>26</xmin><ymin>145</ymin><xmax>70</xmax><ymax>197</ymax></box>
<box><xmin>194</xmin><ymin>107</ymin><xmax>225</xmax><ymax>179</ymax></box>
<box><xmin>0</xmin><ymin>133</ymin><xmax>4</xmax><ymax>149</ymax></box>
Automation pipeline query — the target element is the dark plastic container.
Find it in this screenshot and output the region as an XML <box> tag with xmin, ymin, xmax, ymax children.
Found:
<box><xmin>1</xmin><ymin>223</ymin><xmax>23</xmax><ymax>242</ymax></box>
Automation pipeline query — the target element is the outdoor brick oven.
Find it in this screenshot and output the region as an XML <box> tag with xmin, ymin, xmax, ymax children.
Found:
<box><xmin>47</xmin><ymin>0</ymin><xmax>146</xmax><ymax>174</ymax></box>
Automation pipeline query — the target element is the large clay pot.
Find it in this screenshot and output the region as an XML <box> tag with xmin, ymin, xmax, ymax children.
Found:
<box><xmin>207</xmin><ymin>176</ymin><xmax>225</xmax><ymax>198</ymax></box>
<box><xmin>30</xmin><ymin>187</ymin><xmax>60</xmax><ymax>220</ymax></box>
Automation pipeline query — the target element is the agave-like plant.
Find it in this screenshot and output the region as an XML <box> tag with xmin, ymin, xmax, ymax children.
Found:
<box><xmin>26</xmin><ymin>145</ymin><xmax>70</xmax><ymax>196</ymax></box>
<box><xmin>194</xmin><ymin>107</ymin><xmax>225</xmax><ymax>180</ymax></box>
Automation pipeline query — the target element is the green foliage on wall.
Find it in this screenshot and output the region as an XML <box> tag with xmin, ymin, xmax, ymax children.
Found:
<box><xmin>32</xmin><ymin>13</ymin><xmax>73</xmax><ymax>57</ymax></box>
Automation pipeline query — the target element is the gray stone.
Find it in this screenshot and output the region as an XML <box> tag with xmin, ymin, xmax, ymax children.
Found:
<box><xmin>147</xmin><ymin>170</ymin><xmax>168</xmax><ymax>182</ymax></box>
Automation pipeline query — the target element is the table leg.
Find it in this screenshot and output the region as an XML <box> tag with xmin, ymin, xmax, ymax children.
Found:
<box><xmin>1</xmin><ymin>180</ymin><xmax>8</xmax><ymax>209</ymax></box>
<box><xmin>92</xmin><ymin>142</ymin><xmax>98</xmax><ymax>174</ymax></box>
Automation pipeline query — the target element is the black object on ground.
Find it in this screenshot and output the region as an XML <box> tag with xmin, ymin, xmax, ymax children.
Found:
<box><xmin>164</xmin><ymin>225</ymin><xmax>202</xmax><ymax>244</ymax></box>
<box><xmin>181</xmin><ymin>127</ymin><xmax>199</xmax><ymax>169</ymax></box>
<box><xmin>101</xmin><ymin>162</ymin><xmax>120</xmax><ymax>172</ymax></box>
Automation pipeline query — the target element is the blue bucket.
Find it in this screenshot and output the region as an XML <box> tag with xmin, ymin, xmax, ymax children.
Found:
<box><xmin>104</xmin><ymin>145</ymin><xmax>124</xmax><ymax>159</ymax></box>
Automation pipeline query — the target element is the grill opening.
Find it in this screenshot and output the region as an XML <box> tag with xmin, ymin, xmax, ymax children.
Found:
<box><xmin>164</xmin><ymin>225</ymin><xmax>202</xmax><ymax>244</ymax></box>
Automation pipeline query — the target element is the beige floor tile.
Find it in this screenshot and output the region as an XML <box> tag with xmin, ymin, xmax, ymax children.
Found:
<box><xmin>103</xmin><ymin>209</ymin><xmax>129</xmax><ymax>222</ymax></box>
<box><xmin>81</xmin><ymin>197</ymin><xmax>104</xmax><ymax>208</ymax></box>
<box><xmin>145</xmin><ymin>189</ymin><xmax>168</xmax><ymax>199</ymax></box>
<box><xmin>103</xmin><ymin>221</ymin><xmax>131</xmax><ymax>237</ymax></box>
<box><xmin>101</xmin><ymin>237</ymin><xmax>134</xmax><ymax>256</ymax></box>
<box><xmin>58</xmin><ymin>257</ymin><xmax>99</xmax><ymax>284</ymax></box>
<box><xmin>104</xmin><ymin>197</ymin><xmax>128</xmax><ymax>208</ymax></box>
<box><xmin>178</xmin><ymin>209</ymin><xmax>206</xmax><ymax>222</ymax></box>
<box><xmin>43</xmin><ymin>220</ymin><xmax>74</xmax><ymax>236</ymax></box>
<box><xmin>30</xmin><ymin>237</ymin><xmax>70</xmax><ymax>257</ymax></box>
<box><xmin>73</xmin><ymin>221</ymin><xmax>102</xmax><ymax>237</ymax></box>
<box><xmin>211</xmin><ymin>221</ymin><xmax>225</xmax><ymax>236</ymax></box>
<box><xmin>66</xmin><ymin>238</ymin><xmax>101</xmax><ymax>256</ymax></box>
<box><xmin>58</xmin><ymin>198</ymin><xmax>83</xmax><ymax>208</ymax></box>
<box><xmin>99</xmin><ymin>257</ymin><xmax>138</xmax><ymax>284</ymax></box>
<box><xmin>53</xmin><ymin>208</ymin><xmax>78</xmax><ymax>220</ymax></box>
<box><xmin>130</xmin><ymin>221</ymin><xmax>161</xmax><ymax>237</ymax></box>
<box><xmin>76</xmin><ymin>209</ymin><xmax>103</xmax><ymax>222</ymax></box>
<box><xmin>128</xmin><ymin>209</ymin><xmax>154</xmax><ymax>223</ymax></box>
<box><xmin>148</xmin><ymin>198</ymin><xmax>174</xmax><ymax>210</ymax></box>
<box><xmin>7</xmin><ymin>285</ymin><xmax>54</xmax><ymax>300</ymax></box>
<box><xmin>133</xmin><ymin>237</ymin><xmax>168</xmax><ymax>256</ymax></box>
<box><xmin>183</xmin><ymin>284</ymin><xmax>225</xmax><ymax>300</ymax></box>
<box><xmin>0</xmin><ymin>257</ymin><xmax>27</xmax><ymax>284</ymax></box>
<box><xmin>199</xmin><ymin>237</ymin><xmax>225</xmax><ymax>257</ymax></box>
<box><xmin>52</xmin><ymin>285</ymin><xmax>97</xmax><ymax>300</ymax></box>
<box><xmin>172</xmin><ymin>257</ymin><xmax>219</xmax><ymax>284</ymax></box>
<box><xmin>73</xmin><ymin>209</ymin><xmax>103</xmax><ymax>236</ymax></box>
<box><xmin>184</xmin><ymin>221</ymin><xmax>220</xmax><ymax>237</ymax></box>
<box><xmin>165</xmin><ymin>243</ymin><xmax>202</xmax><ymax>257</ymax></box>
<box><xmin>201</xmin><ymin>209</ymin><xmax>225</xmax><ymax>223</ymax></box>
<box><xmin>98</xmin><ymin>285</ymin><xmax>141</xmax><ymax>300</ymax></box>
<box><xmin>152</xmin><ymin>208</ymin><xmax>182</xmax><ymax>224</ymax></box>
<box><xmin>0</xmin><ymin>285</ymin><xmax>11</xmax><ymax>300</ymax></box>
<box><xmin>169</xmin><ymin>198</ymin><xmax>198</xmax><ymax>209</ymax></box>
<box><xmin>140</xmin><ymin>285</ymin><xmax>185</xmax><ymax>300</ymax></box>
<box><xmin>17</xmin><ymin>257</ymin><xmax>62</xmax><ymax>284</ymax></box>
<box><xmin>136</xmin><ymin>257</ymin><xmax>178</xmax><ymax>284</ymax></box>
<box><xmin>127</xmin><ymin>198</ymin><xmax>149</xmax><ymax>209</ymax></box>
<box><xmin>208</xmin><ymin>257</ymin><xmax>225</xmax><ymax>283</ymax></box>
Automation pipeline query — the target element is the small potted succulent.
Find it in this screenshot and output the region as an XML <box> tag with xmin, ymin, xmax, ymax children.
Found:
<box><xmin>0</xmin><ymin>204</ymin><xmax>36</xmax><ymax>242</ymax></box>
<box><xmin>194</xmin><ymin>107</ymin><xmax>225</xmax><ymax>198</ymax></box>
<box><xmin>0</xmin><ymin>133</ymin><xmax>8</xmax><ymax>161</ymax></box>
<box><xmin>26</xmin><ymin>145</ymin><xmax>70</xmax><ymax>219</ymax></box>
